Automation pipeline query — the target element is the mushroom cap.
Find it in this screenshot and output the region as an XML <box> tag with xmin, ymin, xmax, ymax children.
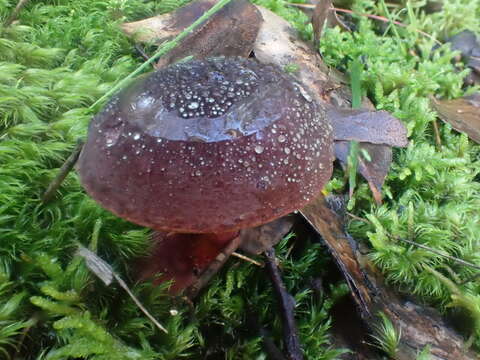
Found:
<box><xmin>78</xmin><ymin>57</ymin><xmax>333</xmax><ymax>233</ymax></box>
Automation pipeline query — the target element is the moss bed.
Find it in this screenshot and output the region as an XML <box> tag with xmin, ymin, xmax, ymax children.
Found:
<box><xmin>1</xmin><ymin>0</ymin><xmax>479</xmax><ymax>358</ymax></box>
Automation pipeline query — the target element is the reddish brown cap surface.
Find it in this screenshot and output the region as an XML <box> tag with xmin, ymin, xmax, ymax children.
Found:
<box><xmin>78</xmin><ymin>57</ymin><xmax>333</xmax><ymax>233</ymax></box>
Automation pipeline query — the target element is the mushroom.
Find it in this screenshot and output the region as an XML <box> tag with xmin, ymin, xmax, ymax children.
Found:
<box><xmin>77</xmin><ymin>56</ymin><xmax>333</xmax><ymax>293</ymax></box>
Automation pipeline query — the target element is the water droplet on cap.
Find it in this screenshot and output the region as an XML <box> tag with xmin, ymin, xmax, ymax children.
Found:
<box><xmin>187</xmin><ymin>101</ymin><xmax>199</xmax><ymax>110</ymax></box>
<box><xmin>254</xmin><ymin>145</ymin><xmax>265</xmax><ymax>154</ymax></box>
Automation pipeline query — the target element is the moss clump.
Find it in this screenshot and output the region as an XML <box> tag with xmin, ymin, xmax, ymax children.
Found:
<box><xmin>1</xmin><ymin>0</ymin><xmax>480</xmax><ymax>358</ymax></box>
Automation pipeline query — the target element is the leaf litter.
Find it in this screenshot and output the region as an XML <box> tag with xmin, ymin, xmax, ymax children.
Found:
<box><xmin>431</xmin><ymin>93</ymin><xmax>480</xmax><ymax>144</ymax></box>
<box><xmin>41</xmin><ymin>0</ymin><xmax>446</xmax><ymax>356</ymax></box>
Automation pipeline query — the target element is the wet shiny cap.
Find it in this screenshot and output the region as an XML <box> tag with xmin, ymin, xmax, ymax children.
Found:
<box><xmin>77</xmin><ymin>57</ymin><xmax>333</xmax><ymax>233</ymax></box>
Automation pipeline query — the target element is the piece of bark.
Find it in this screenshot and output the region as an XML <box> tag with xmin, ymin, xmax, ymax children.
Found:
<box><xmin>122</xmin><ymin>0</ymin><xmax>262</xmax><ymax>68</ymax></box>
<box><xmin>334</xmin><ymin>141</ymin><xmax>392</xmax><ymax>204</ymax></box>
<box><xmin>328</xmin><ymin>108</ymin><xmax>408</xmax><ymax>147</ymax></box>
<box><xmin>300</xmin><ymin>194</ymin><xmax>478</xmax><ymax>360</ymax></box>
<box><xmin>431</xmin><ymin>93</ymin><xmax>480</xmax><ymax>144</ymax></box>
<box><xmin>254</xmin><ymin>6</ymin><xmax>340</xmax><ymax>111</ymax></box>
<box><xmin>239</xmin><ymin>216</ymin><xmax>295</xmax><ymax>255</ymax></box>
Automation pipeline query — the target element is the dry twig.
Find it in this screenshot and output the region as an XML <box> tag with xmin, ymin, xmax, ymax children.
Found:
<box><xmin>264</xmin><ymin>248</ymin><xmax>304</xmax><ymax>360</ymax></box>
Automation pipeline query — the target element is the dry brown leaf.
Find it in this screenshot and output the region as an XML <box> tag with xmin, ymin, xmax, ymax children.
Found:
<box><xmin>327</xmin><ymin>107</ymin><xmax>407</xmax><ymax>203</ymax></box>
<box><xmin>442</xmin><ymin>30</ymin><xmax>480</xmax><ymax>86</ymax></box>
<box><xmin>334</xmin><ymin>141</ymin><xmax>391</xmax><ymax>204</ymax></box>
<box><xmin>122</xmin><ymin>0</ymin><xmax>262</xmax><ymax>68</ymax></box>
<box><xmin>431</xmin><ymin>93</ymin><xmax>480</xmax><ymax>144</ymax></box>
<box><xmin>239</xmin><ymin>216</ymin><xmax>295</xmax><ymax>255</ymax></box>
<box><xmin>328</xmin><ymin>108</ymin><xmax>408</xmax><ymax>147</ymax></box>
<box><xmin>300</xmin><ymin>195</ymin><xmax>478</xmax><ymax>360</ymax></box>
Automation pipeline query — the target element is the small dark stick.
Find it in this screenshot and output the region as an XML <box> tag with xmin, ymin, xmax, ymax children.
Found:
<box><xmin>264</xmin><ymin>248</ymin><xmax>304</xmax><ymax>360</ymax></box>
<box><xmin>41</xmin><ymin>140</ymin><xmax>84</xmax><ymax>204</ymax></box>
<box><xmin>247</xmin><ymin>309</ymin><xmax>287</xmax><ymax>360</ymax></box>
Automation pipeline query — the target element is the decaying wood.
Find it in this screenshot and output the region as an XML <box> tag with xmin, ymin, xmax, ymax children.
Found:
<box><xmin>300</xmin><ymin>195</ymin><xmax>478</xmax><ymax>360</ymax></box>
<box><xmin>5</xmin><ymin>0</ymin><xmax>30</xmax><ymax>26</ymax></box>
<box><xmin>253</xmin><ymin>5</ymin><xmax>344</xmax><ymax>113</ymax></box>
<box><xmin>312</xmin><ymin>0</ymin><xmax>333</xmax><ymax>49</ymax></box>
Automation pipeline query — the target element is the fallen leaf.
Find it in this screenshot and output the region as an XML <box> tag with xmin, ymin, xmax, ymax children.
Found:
<box><xmin>77</xmin><ymin>246</ymin><xmax>168</xmax><ymax>333</ymax></box>
<box><xmin>300</xmin><ymin>195</ymin><xmax>478</xmax><ymax>360</ymax></box>
<box><xmin>446</xmin><ymin>30</ymin><xmax>480</xmax><ymax>59</ymax></box>
<box><xmin>328</xmin><ymin>108</ymin><xmax>408</xmax><ymax>147</ymax></box>
<box><xmin>431</xmin><ymin>93</ymin><xmax>480</xmax><ymax>144</ymax></box>
<box><xmin>328</xmin><ymin>108</ymin><xmax>407</xmax><ymax>203</ymax></box>
<box><xmin>335</xmin><ymin>141</ymin><xmax>392</xmax><ymax>204</ymax></box>
<box><xmin>239</xmin><ymin>216</ymin><xmax>295</xmax><ymax>255</ymax></box>
<box><xmin>122</xmin><ymin>0</ymin><xmax>262</xmax><ymax>68</ymax></box>
<box><xmin>442</xmin><ymin>30</ymin><xmax>480</xmax><ymax>86</ymax></box>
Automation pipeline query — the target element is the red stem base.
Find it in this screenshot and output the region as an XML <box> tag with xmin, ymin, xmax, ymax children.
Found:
<box><xmin>137</xmin><ymin>231</ymin><xmax>239</xmax><ymax>294</ymax></box>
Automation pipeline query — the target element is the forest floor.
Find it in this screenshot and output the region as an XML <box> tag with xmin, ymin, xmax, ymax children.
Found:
<box><xmin>1</xmin><ymin>0</ymin><xmax>480</xmax><ymax>359</ymax></box>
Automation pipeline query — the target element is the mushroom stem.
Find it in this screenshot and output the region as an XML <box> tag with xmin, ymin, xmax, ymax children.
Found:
<box><xmin>137</xmin><ymin>231</ymin><xmax>239</xmax><ymax>294</ymax></box>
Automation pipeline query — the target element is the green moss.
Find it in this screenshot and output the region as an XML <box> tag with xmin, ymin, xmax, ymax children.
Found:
<box><xmin>1</xmin><ymin>0</ymin><xmax>480</xmax><ymax>358</ymax></box>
